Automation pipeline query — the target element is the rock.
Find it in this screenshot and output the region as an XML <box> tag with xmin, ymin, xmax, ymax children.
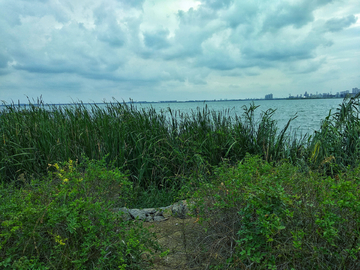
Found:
<box><xmin>129</xmin><ymin>209</ymin><xmax>147</xmax><ymax>220</ymax></box>
<box><xmin>115</xmin><ymin>207</ymin><xmax>132</xmax><ymax>221</ymax></box>
<box><xmin>112</xmin><ymin>200</ymin><xmax>193</xmax><ymax>222</ymax></box>
<box><xmin>153</xmin><ymin>215</ymin><xmax>167</xmax><ymax>222</ymax></box>
<box><xmin>171</xmin><ymin>199</ymin><xmax>196</xmax><ymax>219</ymax></box>
<box><xmin>171</xmin><ymin>201</ymin><xmax>187</xmax><ymax>218</ymax></box>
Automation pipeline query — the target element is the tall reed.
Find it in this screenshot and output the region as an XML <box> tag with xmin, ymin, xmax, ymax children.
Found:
<box><xmin>0</xmin><ymin>99</ymin><xmax>305</xmax><ymax>187</ymax></box>
<box><xmin>308</xmin><ymin>93</ymin><xmax>360</xmax><ymax>174</ymax></box>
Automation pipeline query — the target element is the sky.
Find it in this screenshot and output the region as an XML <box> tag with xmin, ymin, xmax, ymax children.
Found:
<box><xmin>0</xmin><ymin>0</ymin><xmax>359</xmax><ymax>104</ymax></box>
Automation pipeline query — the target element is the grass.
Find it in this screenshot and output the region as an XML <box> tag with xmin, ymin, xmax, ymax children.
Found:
<box><xmin>0</xmin><ymin>98</ymin><xmax>303</xmax><ymax>189</ymax></box>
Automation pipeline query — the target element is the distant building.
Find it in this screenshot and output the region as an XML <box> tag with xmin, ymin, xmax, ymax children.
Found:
<box><xmin>265</xmin><ymin>94</ymin><xmax>273</xmax><ymax>100</ymax></box>
<box><xmin>352</xmin><ymin>87</ymin><xmax>360</xmax><ymax>94</ymax></box>
<box><xmin>340</xmin><ymin>90</ymin><xmax>350</xmax><ymax>98</ymax></box>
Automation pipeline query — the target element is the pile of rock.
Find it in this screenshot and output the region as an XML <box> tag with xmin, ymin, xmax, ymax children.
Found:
<box><xmin>113</xmin><ymin>200</ymin><xmax>193</xmax><ymax>222</ymax></box>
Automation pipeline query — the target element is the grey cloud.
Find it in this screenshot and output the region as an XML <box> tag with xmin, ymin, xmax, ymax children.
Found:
<box><xmin>286</xmin><ymin>58</ymin><xmax>327</xmax><ymax>74</ymax></box>
<box><xmin>0</xmin><ymin>0</ymin><xmax>69</xmax><ymax>25</ymax></box>
<box><xmin>177</xmin><ymin>6</ymin><xmax>218</xmax><ymax>27</ymax></box>
<box><xmin>153</xmin><ymin>8</ymin><xmax>222</xmax><ymax>60</ymax></box>
<box><xmin>262</xmin><ymin>3</ymin><xmax>315</xmax><ymax>31</ymax></box>
<box><xmin>242</xmin><ymin>41</ymin><xmax>314</xmax><ymax>62</ymax></box>
<box><xmin>1</xmin><ymin>0</ymin><xmax>359</xmax><ymax>103</ymax></box>
<box><xmin>97</xmin><ymin>23</ymin><xmax>126</xmax><ymax>47</ymax></box>
<box><xmin>261</xmin><ymin>0</ymin><xmax>335</xmax><ymax>32</ymax></box>
<box><xmin>0</xmin><ymin>2</ymin><xmax>22</xmax><ymax>26</ymax></box>
<box><xmin>12</xmin><ymin>21</ymin><xmax>127</xmax><ymax>78</ymax></box>
<box><xmin>324</xmin><ymin>15</ymin><xmax>357</xmax><ymax>32</ymax></box>
<box><xmin>163</xmin><ymin>0</ymin><xmax>346</xmax><ymax>74</ymax></box>
<box><xmin>118</xmin><ymin>0</ymin><xmax>145</xmax><ymax>8</ymax></box>
<box><xmin>143</xmin><ymin>29</ymin><xmax>170</xmax><ymax>49</ymax></box>
<box><xmin>200</xmin><ymin>0</ymin><xmax>233</xmax><ymax>10</ymax></box>
<box><xmin>0</xmin><ymin>51</ymin><xmax>10</xmax><ymax>69</ymax></box>
<box><xmin>93</xmin><ymin>4</ymin><xmax>130</xmax><ymax>48</ymax></box>
<box><xmin>21</xmin><ymin>0</ymin><xmax>50</xmax><ymax>2</ymax></box>
<box><xmin>224</xmin><ymin>2</ymin><xmax>258</xmax><ymax>29</ymax></box>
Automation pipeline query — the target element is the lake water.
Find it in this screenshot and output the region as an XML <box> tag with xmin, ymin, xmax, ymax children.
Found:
<box><xmin>1</xmin><ymin>98</ymin><xmax>345</xmax><ymax>137</ymax></box>
<box><xmin>133</xmin><ymin>98</ymin><xmax>343</xmax><ymax>136</ymax></box>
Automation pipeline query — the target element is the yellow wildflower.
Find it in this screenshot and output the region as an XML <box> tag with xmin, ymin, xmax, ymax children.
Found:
<box><xmin>54</xmin><ymin>235</ymin><xmax>67</xmax><ymax>246</ymax></box>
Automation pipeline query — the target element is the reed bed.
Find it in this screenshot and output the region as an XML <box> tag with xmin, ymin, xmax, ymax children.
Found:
<box><xmin>308</xmin><ymin>93</ymin><xmax>360</xmax><ymax>174</ymax></box>
<box><xmin>0</xmin><ymin>99</ymin><xmax>302</xmax><ymax>188</ymax></box>
<box><xmin>1</xmin><ymin>95</ymin><xmax>359</xmax><ymax>188</ymax></box>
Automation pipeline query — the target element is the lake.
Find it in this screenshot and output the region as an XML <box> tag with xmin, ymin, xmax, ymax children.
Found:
<box><xmin>131</xmin><ymin>98</ymin><xmax>343</xmax><ymax>137</ymax></box>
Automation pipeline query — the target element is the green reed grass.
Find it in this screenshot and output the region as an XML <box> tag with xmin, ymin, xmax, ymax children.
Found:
<box><xmin>308</xmin><ymin>93</ymin><xmax>360</xmax><ymax>174</ymax></box>
<box><xmin>0</xmin><ymin>98</ymin><xmax>316</xmax><ymax>187</ymax></box>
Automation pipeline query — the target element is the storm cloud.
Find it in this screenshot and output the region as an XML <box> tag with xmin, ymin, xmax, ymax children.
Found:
<box><xmin>0</xmin><ymin>0</ymin><xmax>359</xmax><ymax>103</ymax></box>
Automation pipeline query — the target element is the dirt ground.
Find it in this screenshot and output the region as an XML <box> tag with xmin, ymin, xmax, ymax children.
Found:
<box><xmin>143</xmin><ymin>215</ymin><xmax>206</xmax><ymax>270</ymax></box>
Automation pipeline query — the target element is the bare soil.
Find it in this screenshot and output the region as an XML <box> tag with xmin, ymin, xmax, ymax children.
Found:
<box><xmin>143</xmin><ymin>216</ymin><xmax>206</xmax><ymax>270</ymax></box>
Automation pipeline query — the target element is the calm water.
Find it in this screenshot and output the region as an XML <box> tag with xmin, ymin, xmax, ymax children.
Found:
<box><xmin>134</xmin><ymin>99</ymin><xmax>343</xmax><ymax>136</ymax></box>
<box><xmin>1</xmin><ymin>98</ymin><xmax>344</xmax><ymax>136</ymax></box>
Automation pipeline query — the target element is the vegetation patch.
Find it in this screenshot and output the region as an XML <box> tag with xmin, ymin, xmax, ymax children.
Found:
<box><xmin>0</xmin><ymin>157</ymin><xmax>162</xmax><ymax>269</ymax></box>
<box><xmin>187</xmin><ymin>155</ymin><xmax>360</xmax><ymax>269</ymax></box>
<box><xmin>1</xmin><ymin>95</ymin><xmax>360</xmax><ymax>268</ymax></box>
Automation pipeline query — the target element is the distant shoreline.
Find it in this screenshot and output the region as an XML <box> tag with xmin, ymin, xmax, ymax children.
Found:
<box><xmin>0</xmin><ymin>96</ymin><xmax>345</xmax><ymax>107</ymax></box>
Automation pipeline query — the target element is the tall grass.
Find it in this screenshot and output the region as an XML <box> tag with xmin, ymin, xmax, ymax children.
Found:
<box><xmin>308</xmin><ymin>93</ymin><xmax>360</xmax><ymax>174</ymax></box>
<box><xmin>0</xmin><ymin>99</ymin><xmax>303</xmax><ymax>188</ymax></box>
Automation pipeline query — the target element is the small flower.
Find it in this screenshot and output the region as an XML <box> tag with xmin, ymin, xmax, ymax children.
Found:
<box><xmin>55</xmin><ymin>235</ymin><xmax>67</xmax><ymax>246</ymax></box>
<box><xmin>63</xmin><ymin>178</ymin><xmax>69</xmax><ymax>183</ymax></box>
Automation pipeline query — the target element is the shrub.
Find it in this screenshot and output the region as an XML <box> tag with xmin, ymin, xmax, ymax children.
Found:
<box><xmin>189</xmin><ymin>155</ymin><xmax>360</xmax><ymax>269</ymax></box>
<box><xmin>0</xmin><ymin>156</ymin><xmax>161</xmax><ymax>269</ymax></box>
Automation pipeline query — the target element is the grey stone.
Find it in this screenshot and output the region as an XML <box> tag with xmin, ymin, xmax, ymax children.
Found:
<box><xmin>129</xmin><ymin>209</ymin><xmax>147</xmax><ymax>220</ymax></box>
<box><xmin>142</xmin><ymin>208</ymin><xmax>157</xmax><ymax>215</ymax></box>
<box><xmin>115</xmin><ymin>207</ymin><xmax>132</xmax><ymax>221</ymax></box>
<box><xmin>111</xmin><ymin>200</ymin><xmax>193</xmax><ymax>222</ymax></box>
<box><xmin>154</xmin><ymin>210</ymin><xmax>163</xmax><ymax>216</ymax></box>
<box><xmin>153</xmin><ymin>215</ymin><xmax>167</xmax><ymax>222</ymax></box>
<box><xmin>171</xmin><ymin>201</ymin><xmax>188</xmax><ymax>219</ymax></box>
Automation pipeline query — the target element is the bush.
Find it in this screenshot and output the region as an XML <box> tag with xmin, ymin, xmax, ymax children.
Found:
<box><xmin>0</xmin><ymin>156</ymin><xmax>161</xmax><ymax>269</ymax></box>
<box><xmin>189</xmin><ymin>155</ymin><xmax>360</xmax><ymax>269</ymax></box>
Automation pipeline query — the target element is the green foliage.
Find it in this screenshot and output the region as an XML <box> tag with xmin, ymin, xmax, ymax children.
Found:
<box><xmin>190</xmin><ymin>155</ymin><xmax>360</xmax><ymax>269</ymax></box>
<box><xmin>0</xmin><ymin>157</ymin><xmax>161</xmax><ymax>269</ymax></box>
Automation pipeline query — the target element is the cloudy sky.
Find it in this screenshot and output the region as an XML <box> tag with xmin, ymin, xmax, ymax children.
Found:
<box><xmin>0</xmin><ymin>0</ymin><xmax>359</xmax><ymax>103</ymax></box>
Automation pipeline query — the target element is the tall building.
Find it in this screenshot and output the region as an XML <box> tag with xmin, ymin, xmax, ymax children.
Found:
<box><xmin>340</xmin><ymin>90</ymin><xmax>350</xmax><ymax>98</ymax></box>
<box><xmin>265</xmin><ymin>94</ymin><xmax>273</xmax><ymax>100</ymax></box>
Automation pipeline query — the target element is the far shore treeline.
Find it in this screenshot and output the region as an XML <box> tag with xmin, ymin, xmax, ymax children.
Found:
<box><xmin>1</xmin><ymin>94</ymin><xmax>360</xmax><ymax>187</ymax></box>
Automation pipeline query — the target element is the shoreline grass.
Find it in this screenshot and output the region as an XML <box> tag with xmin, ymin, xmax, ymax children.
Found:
<box><xmin>0</xmin><ymin>98</ymin><xmax>306</xmax><ymax>186</ymax></box>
